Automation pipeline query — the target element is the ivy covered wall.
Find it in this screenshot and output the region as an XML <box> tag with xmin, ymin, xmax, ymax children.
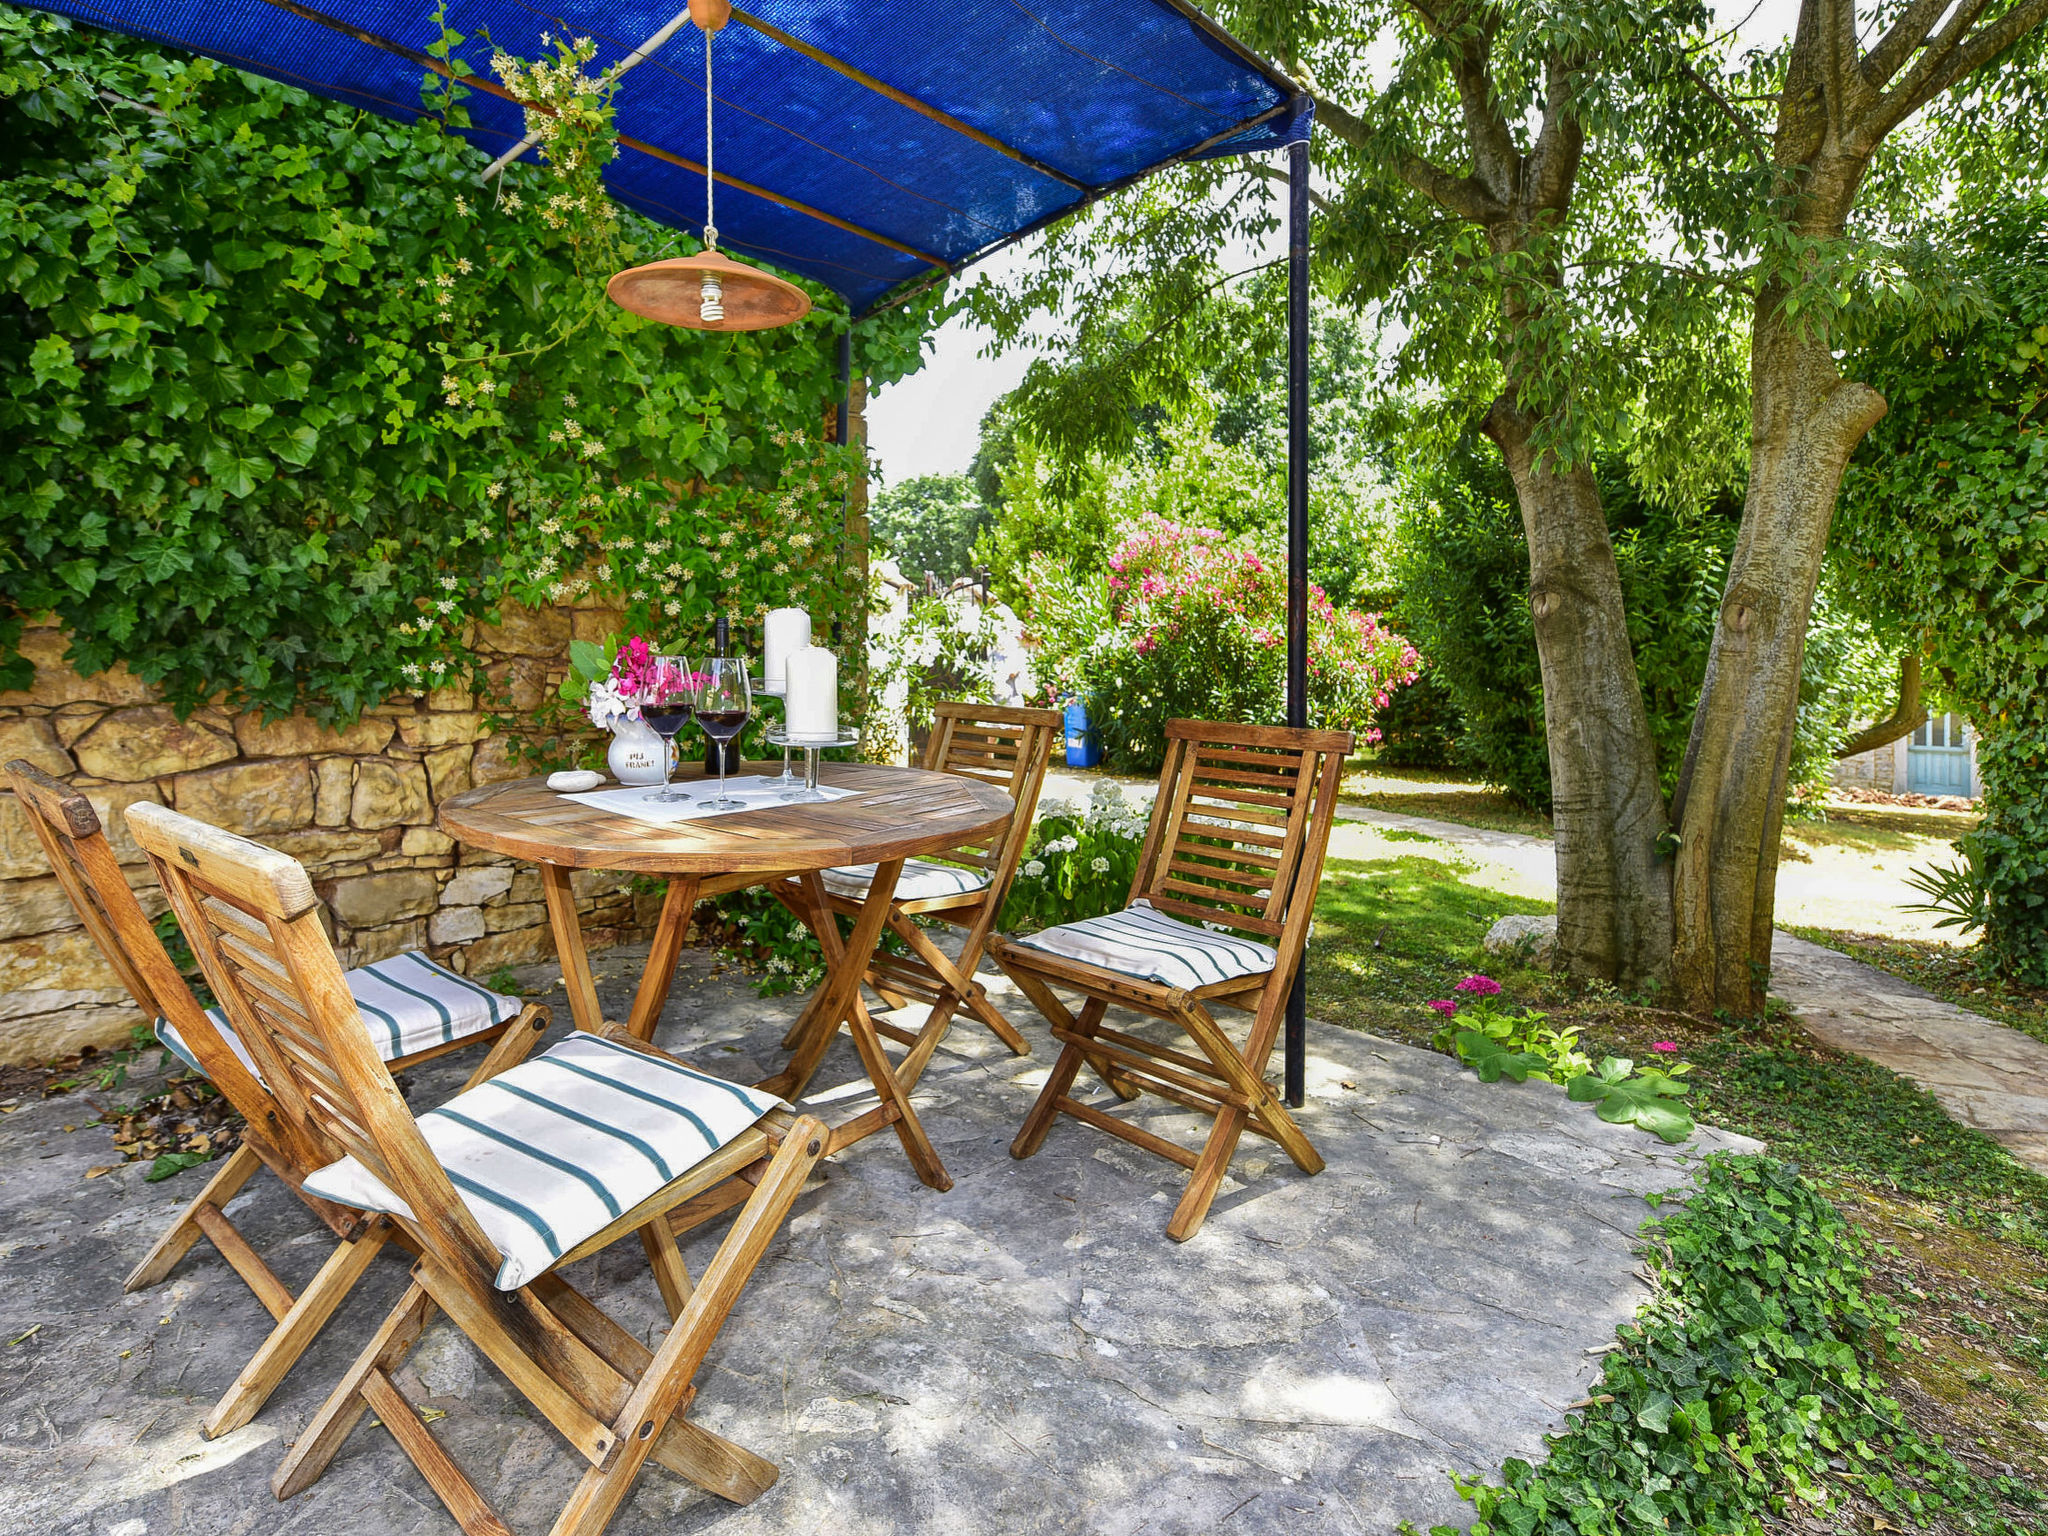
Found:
<box><xmin>0</xmin><ymin>8</ymin><xmax>939</xmax><ymax>720</ymax></box>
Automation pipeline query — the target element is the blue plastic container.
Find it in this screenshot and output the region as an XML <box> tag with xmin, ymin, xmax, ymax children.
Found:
<box><xmin>1063</xmin><ymin>698</ymin><xmax>1101</xmax><ymax>768</ymax></box>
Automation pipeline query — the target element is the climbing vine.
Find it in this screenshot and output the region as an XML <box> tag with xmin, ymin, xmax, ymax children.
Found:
<box><xmin>1836</xmin><ymin>196</ymin><xmax>2048</xmax><ymax>984</ymax></box>
<box><xmin>0</xmin><ymin>10</ymin><xmax>939</xmax><ymax>719</ymax></box>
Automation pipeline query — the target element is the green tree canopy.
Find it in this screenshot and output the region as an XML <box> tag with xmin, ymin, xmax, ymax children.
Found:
<box><xmin>1835</xmin><ymin>196</ymin><xmax>2048</xmax><ymax>981</ymax></box>
<box><xmin>869</xmin><ymin>473</ymin><xmax>991</xmax><ymax>586</ymax></box>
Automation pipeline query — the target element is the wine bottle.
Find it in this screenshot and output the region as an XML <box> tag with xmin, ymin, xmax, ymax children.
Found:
<box><xmin>704</xmin><ymin>612</ymin><xmax>742</xmax><ymax>775</ymax></box>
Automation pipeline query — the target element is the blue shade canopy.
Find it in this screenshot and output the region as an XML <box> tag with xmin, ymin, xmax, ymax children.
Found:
<box><xmin>30</xmin><ymin>0</ymin><xmax>1304</xmax><ymax>314</ymax></box>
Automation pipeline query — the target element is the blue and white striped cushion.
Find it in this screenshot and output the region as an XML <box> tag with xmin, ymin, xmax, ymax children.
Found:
<box><xmin>821</xmin><ymin>859</ymin><xmax>991</xmax><ymax>903</ymax></box>
<box><xmin>1012</xmin><ymin>899</ymin><xmax>1277</xmax><ymax>992</ymax></box>
<box><xmin>155</xmin><ymin>951</ymin><xmax>522</xmax><ymax>1080</ymax></box>
<box><xmin>302</xmin><ymin>1032</ymin><xmax>783</xmax><ymax>1290</ymax></box>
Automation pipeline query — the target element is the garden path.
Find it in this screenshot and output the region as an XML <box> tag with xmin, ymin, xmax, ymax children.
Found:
<box><xmin>1041</xmin><ymin>769</ymin><xmax>1963</xmax><ymax>940</ymax></box>
<box><xmin>0</xmin><ymin>944</ymin><xmax>1755</xmax><ymax>1536</ymax></box>
<box><xmin>1045</xmin><ymin>766</ymin><xmax>2048</xmax><ymax>1180</ymax></box>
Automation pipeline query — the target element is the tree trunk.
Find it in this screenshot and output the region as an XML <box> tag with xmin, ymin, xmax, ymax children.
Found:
<box><xmin>1484</xmin><ymin>399</ymin><xmax>1674</xmax><ymax>990</ymax></box>
<box><xmin>1670</xmin><ymin>291</ymin><xmax>1887</xmax><ymax>1014</ymax></box>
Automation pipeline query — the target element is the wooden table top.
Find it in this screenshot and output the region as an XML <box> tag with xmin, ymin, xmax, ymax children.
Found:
<box><xmin>438</xmin><ymin>761</ymin><xmax>1015</xmax><ymax>874</ymax></box>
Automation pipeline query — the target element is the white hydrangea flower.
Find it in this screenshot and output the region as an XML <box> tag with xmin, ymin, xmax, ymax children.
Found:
<box><xmin>585</xmin><ymin>677</ymin><xmax>635</xmax><ymax>731</ymax></box>
<box><xmin>1022</xmin><ymin>860</ymin><xmax>1046</xmax><ymax>878</ymax></box>
<box><xmin>1089</xmin><ymin>856</ymin><xmax>1111</xmax><ymax>875</ymax></box>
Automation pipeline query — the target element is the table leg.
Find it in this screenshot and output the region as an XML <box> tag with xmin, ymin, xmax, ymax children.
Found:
<box><xmin>768</xmin><ymin>862</ymin><xmax>898</xmax><ymax>1100</ymax></box>
<box><xmin>539</xmin><ymin>863</ymin><xmax>604</xmax><ymax>1035</ymax></box>
<box><xmin>760</xmin><ymin>859</ymin><xmax>952</xmax><ymax>1191</ymax></box>
<box><xmin>626</xmin><ymin>875</ymin><xmax>700</xmax><ymax>1042</ymax></box>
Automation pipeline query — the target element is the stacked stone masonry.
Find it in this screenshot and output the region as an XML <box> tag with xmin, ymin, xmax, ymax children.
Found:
<box><xmin>0</xmin><ymin>602</ymin><xmax>660</xmax><ymax>1065</ymax></box>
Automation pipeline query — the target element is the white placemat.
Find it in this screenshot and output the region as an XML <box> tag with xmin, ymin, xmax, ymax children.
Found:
<box><xmin>561</xmin><ymin>775</ymin><xmax>857</xmax><ymax>826</ymax></box>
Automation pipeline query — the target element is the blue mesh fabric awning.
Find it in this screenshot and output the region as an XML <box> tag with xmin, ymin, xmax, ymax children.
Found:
<box><xmin>27</xmin><ymin>0</ymin><xmax>1305</xmax><ymax>314</ymax></box>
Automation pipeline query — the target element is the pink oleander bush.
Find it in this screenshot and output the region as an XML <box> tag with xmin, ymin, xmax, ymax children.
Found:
<box><xmin>1028</xmin><ymin>515</ymin><xmax>1418</xmax><ymax>771</ymax></box>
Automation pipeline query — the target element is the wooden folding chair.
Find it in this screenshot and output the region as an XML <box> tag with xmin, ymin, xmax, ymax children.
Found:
<box><xmin>2</xmin><ymin>760</ymin><xmax>549</xmax><ymax>1437</ymax></box>
<box><xmin>988</xmin><ymin>719</ymin><xmax>1353</xmax><ymax>1241</ymax></box>
<box><xmin>126</xmin><ymin>802</ymin><xmax>828</xmax><ymax>1536</ymax></box>
<box><xmin>772</xmin><ymin>701</ymin><xmax>1060</xmax><ymax>1095</ymax></box>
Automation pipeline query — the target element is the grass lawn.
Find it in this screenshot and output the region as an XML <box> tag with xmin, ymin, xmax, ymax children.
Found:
<box><xmin>1309</xmin><ymin>854</ymin><xmax>2048</xmax><ymax>1495</ymax></box>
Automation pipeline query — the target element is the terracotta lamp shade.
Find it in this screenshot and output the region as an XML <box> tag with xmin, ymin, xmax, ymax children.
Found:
<box><xmin>607</xmin><ymin>251</ymin><xmax>812</xmax><ymax>331</ymax></box>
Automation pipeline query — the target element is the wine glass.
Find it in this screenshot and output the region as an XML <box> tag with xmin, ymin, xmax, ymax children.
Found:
<box><xmin>639</xmin><ymin>655</ymin><xmax>695</xmax><ymax>804</ymax></box>
<box><xmin>693</xmin><ymin>654</ymin><xmax>752</xmax><ymax>811</ymax></box>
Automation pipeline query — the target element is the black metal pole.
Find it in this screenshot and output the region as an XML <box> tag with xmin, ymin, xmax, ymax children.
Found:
<box><xmin>1284</xmin><ymin>131</ymin><xmax>1310</xmax><ymax>1111</ymax></box>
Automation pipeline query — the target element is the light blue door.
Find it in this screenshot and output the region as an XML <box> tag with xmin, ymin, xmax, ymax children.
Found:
<box><xmin>1907</xmin><ymin>714</ymin><xmax>1973</xmax><ymax>795</ymax></box>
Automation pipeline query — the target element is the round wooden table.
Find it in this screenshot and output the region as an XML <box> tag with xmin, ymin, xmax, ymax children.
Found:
<box><xmin>439</xmin><ymin>761</ymin><xmax>1014</xmax><ymax>1190</ymax></box>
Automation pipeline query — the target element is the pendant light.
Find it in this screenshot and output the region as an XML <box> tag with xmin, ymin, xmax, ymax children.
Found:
<box><xmin>606</xmin><ymin>0</ymin><xmax>812</xmax><ymax>331</ymax></box>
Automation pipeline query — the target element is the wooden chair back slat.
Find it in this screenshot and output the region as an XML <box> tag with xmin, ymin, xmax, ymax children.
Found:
<box><xmin>1131</xmin><ymin>720</ymin><xmax>1350</xmax><ymax>935</ymax></box>
<box><xmin>2</xmin><ymin>760</ymin><xmax>281</xmax><ymax>1129</ymax></box>
<box><xmin>127</xmin><ymin>803</ymin><xmax>503</xmax><ymax>1283</ymax></box>
<box><xmin>922</xmin><ymin>701</ymin><xmax>1060</xmax><ymax>878</ymax></box>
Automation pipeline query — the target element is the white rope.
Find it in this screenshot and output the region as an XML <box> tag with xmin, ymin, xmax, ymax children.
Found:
<box><xmin>703</xmin><ymin>27</ymin><xmax>717</xmax><ymax>250</ymax></box>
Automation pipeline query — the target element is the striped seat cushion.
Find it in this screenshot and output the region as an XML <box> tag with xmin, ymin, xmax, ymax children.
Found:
<box><xmin>821</xmin><ymin>859</ymin><xmax>991</xmax><ymax>903</ymax></box>
<box><xmin>302</xmin><ymin>1031</ymin><xmax>784</xmax><ymax>1291</ymax></box>
<box><xmin>156</xmin><ymin>951</ymin><xmax>522</xmax><ymax>1081</ymax></box>
<box><xmin>1012</xmin><ymin>899</ymin><xmax>1277</xmax><ymax>993</ymax></box>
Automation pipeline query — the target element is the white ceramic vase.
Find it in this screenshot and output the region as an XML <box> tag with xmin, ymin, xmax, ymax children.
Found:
<box><xmin>606</xmin><ymin>717</ymin><xmax>668</xmax><ymax>786</ymax></box>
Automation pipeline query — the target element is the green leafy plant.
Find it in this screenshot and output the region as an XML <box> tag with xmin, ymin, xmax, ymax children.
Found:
<box><xmin>1433</xmin><ymin>1154</ymin><xmax>2041</xmax><ymax>1536</ymax></box>
<box><xmin>0</xmin><ymin>12</ymin><xmax>936</xmax><ymax>719</ymax></box>
<box><xmin>1901</xmin><ymin>846</ymin><xmax>1994</xmax><ymax>937</ymax></box>
<box><xmin>1566</xmin><ymin>1056</ymin><xmax>1696</xmax><ymax>1145</ymax></box>
<box><xmin>1836</xmin><ymin>196</ymin><xmax>2048</xmax><ymax>983</ymax></box>
<box><xmin>1429</xmin><ymin>974</ymin><xmax>1591</xmax><ymax>1082</ymax></box>
<box><xmin>999</xmin><ymin>781</ymin><xmax>1151</xmax><ymax>933</ymax></box>
<box><xmin>1451</xmin><ymin>1030</ymin><xmax>1549</xmax><ymax>1083</ymax></box>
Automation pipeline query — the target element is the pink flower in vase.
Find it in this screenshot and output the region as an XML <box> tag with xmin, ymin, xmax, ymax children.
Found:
<box><xmin>1426</xmin><ymin>999</ymin><xmax>1459</xmax><ymax>1018</ymax></box>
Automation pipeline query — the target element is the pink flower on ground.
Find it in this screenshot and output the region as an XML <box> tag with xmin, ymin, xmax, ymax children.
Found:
<box><xmin>1453</xmin><ymin>975</ymin><xmax>1502</xmax><ymax>996</ymax></box>
<box><xmin>1426</xmin><ymin>999</ymin><xmax>1459</xmax><ymax>1018</ymax></box>
<box><xmin>1651</xmin><ymin>1041</ymin><xmax>1680</xmax><ymax>1053</ymax></box>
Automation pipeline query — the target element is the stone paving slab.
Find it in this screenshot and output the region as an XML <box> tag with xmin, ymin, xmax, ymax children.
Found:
<box><xmin>1770</xmin><ymin>932</ymin><xmax>2048</xmax><ymax>1176</ymax></box>
<box><xmin>0</xmin><ymin>948</ymin><xmax>1754</xmax><ymax>1536</ymax></box>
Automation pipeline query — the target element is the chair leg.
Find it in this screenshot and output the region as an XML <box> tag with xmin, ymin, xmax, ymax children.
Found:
<box><xmin>458</xmin><ymin>1003</ymin><xmax>554</xmax><ymax>1090</ymax></box>
<box><xmin>274</xmin><ymin>1280</ymin><xmax>437</xmax><ymax>1501</ymax></box>
<box><xmin>1000</xmin><ymin>963</ymin><xmax>1137</xmax><ymax>1101</ymax></box>
<box><xmin>124</xmin><ymin>1140</ymin><xmax>265</xmax><ymax>1292</ymax></box>
<box><xmin>548</xmin><ymin>1117</ymin><xmax>827</xmax><ymax>1536</ymax></box>
<box><xmin>203</xmin><ymin>1220</ymin><xmax>391</xmax><ymax>1438</ymax></box>
<box><xmin>1171</xmin><ymin>998</ymin><xmax>1325</xmax><ymax>1177</ymax></box>
<box><xmin>1010</xmin><ymin>996</ymin><xmax>1106</xmax><ymax>1160</ymax></box>
<box><xmin>638</xmin><ymin>1220</ymin><xmax>694</xmax><ymax>1322</ymax></box>
<box><xmin>1166</xmin><ymin>1104</ymin><xmax>1248</xmax><ymax>1242</ymax></box>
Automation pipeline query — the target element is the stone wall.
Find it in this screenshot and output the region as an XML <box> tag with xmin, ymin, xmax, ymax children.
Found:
<box><xmin>0</xmin><ymin>602</ymin><xmax>656</xmax><ymax>1065</ymax></box>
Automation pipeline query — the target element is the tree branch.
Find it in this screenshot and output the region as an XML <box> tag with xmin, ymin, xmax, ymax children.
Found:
<box><xmin>1676</xmin><ymin>53</ymin><xmax>1773</xmax><ymax>165</ymax></box>
<box><xmin>1861</xmin><ymin>0</ymin><xmax>1970</xmax><ymax>89</ymax></box>
<box><xmin>1242</xmin><ymin>160</ymin><xmax>1332</xmax><ymax>212</ymax></box>
<box><xmin>1869</xmin><ymin>0</ymin><xmax>2048</xmax><ymax>137</ymax></box>
<box><xmin>1834</xmin><ymin>653</ymin><xmax>1926</xmax><ymax>758</ymax></box>
<box><xmin>1309</xmin><ymin>90</ymin><xmax>1504</xmax><ymax>223</ymax></box>
<box><xmin>1402</xmin><ymin>0</ymin><xmax>1523</xmax><ymax>201</ymax></box>
<box><xmin>1521</xmin><ymin>51</ymin><xmax>1586</xmax><ymax>217</ymax></box>
<box><xmin>1819</xmin><ymin>0</ymin><xmax>1869</xmax><ymax>130</ymax></box>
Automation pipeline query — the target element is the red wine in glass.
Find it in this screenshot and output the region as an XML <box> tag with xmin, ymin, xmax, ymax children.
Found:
<box><xmin>644</xmin><ymin>657</ymin><xmax>695</xmax><ymax>803</ymax></box>
<box><xmin>694</xmin><ymin>656</ymin><xmax>752</xmax><ymax>811</ymax></box>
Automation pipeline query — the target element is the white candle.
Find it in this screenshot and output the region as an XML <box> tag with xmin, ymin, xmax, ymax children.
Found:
<box><xmin>784</xmin><ymin>646</ymin><xmax>838</xmax><ymax>739</ymax></box>
<box><xmin>762</xmin><ymin>607</ymin><xmax>810</xmax><ymax>688</ymax></box>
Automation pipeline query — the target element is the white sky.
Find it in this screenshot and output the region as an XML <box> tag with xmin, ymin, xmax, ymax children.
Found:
<box><xmin>864</xmin><ymin>0</ymin><xmax>1803</xmax><ymax>489</ymax></box>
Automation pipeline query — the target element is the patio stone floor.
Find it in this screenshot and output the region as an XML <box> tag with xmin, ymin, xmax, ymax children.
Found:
<box><xmin>0</xmin><ymin>943</ymin><xmax>1755</xmax><ymax>1536</ymax></box>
